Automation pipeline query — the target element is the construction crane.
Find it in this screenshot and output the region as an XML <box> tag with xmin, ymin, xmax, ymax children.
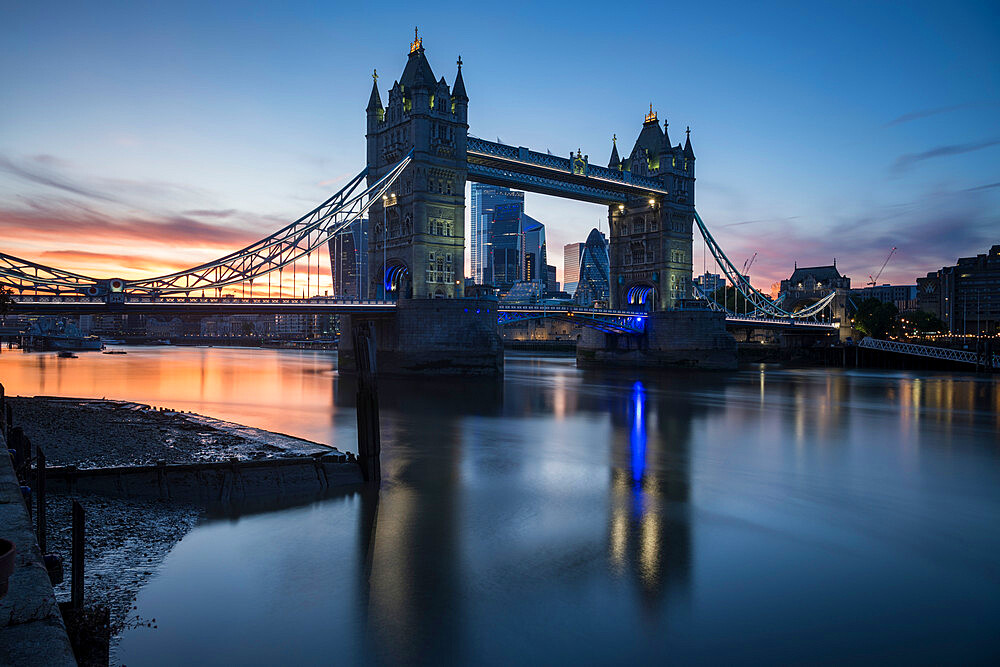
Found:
<box><xmin>742</xmin><ymin>252</ymin><xmax>758</xmax><ymax>276</ymax></box>
<box><xmin>867</xmin><ymin>247</ymin><xmax>897</xmax><ymax>287</ymax></box>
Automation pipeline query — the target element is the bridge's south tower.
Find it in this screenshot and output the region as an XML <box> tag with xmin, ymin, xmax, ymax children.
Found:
<box><xmin>365</xmin><ymin>31</ymin><xmax>468</xmax><ymax>299</ymax></box>
<box><xmin>607</xmin><ymin>108</ymin><xmax>696</xmax><ymax>311</ymax></box>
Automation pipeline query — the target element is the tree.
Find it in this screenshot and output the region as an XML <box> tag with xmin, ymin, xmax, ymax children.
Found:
<box><xmin>853</xmin><ymin>297</ymin><xmax>899</xmax><ymax>339</ymax></box>
<box><xmin>0</xmin><ymin>287</ymin><xmax>13</xmax><ymax>324</ymax></box>
<box><xmin>241</xmin><ymin>321</ymin><xmax>256</xmax><ymax>337</ymax></box>
<box><xmin>900</xmin><ymin>310</ymin><xmax>947</xmax><ymax>336</ymax></box>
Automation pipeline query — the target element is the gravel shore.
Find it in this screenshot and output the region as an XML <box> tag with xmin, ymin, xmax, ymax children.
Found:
<box><xmin>8</xmin><ymin>396</ymin><xmax>341</xmax><ymax>663</ymax></box>
<box><xmin>8</xmin><ymin>396</ymin><xmax>334</xmax><ymax>468</ymax></box>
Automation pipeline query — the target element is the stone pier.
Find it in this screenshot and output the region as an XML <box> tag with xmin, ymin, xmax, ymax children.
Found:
<box><xmin>577</xmin><ymin>308</ymin><xmax>737</xmax><ymax>370</ymax></box>
<box><xmin>339</xmin><ymin>297</ymin><xmax>504</xmax><ymax>376</ymax></box>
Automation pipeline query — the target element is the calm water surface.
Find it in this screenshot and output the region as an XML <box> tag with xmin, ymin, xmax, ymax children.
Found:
<box><xmin>2</xmin><ymin>347</ymin><xmax>999</xmax><ymax>664</ymax></box>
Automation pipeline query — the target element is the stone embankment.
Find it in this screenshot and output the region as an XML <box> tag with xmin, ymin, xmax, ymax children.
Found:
<box><xmin>0</xmin><ymin>404</ymin><xmax>76</xmax><ymax>667</ymax></box>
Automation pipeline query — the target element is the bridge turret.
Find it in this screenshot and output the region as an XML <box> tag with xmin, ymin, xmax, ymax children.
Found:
<box><xmin>608</xmin><ymin>105</ymin><xmax>696</xmax><ymax>311</ymax></box>
<box><xmin>363</xmin><ymin>31</ymin><xmax>468</xmax><ymax>299</ymax></box>
<box><xmin>608</xmin><ymin>134</ymin><xmax>620</xmax><ymax>170</ymax></box>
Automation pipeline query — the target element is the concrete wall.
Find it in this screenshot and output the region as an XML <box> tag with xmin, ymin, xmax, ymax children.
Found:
<box><xmin>44</xmin><ymin>456</ymin><xmax>362</xmax><ymax>506</ymax></box>
<box><xmin>340</xmin><ymin>297</ymin><xmax>503</xmax><ymax>375</ymax></box>
<box><xmin>0</xmin><ymin>430</ymin><xmax>77</xmax><ymax>667</ymax></box>
<box><xmin>577</xmin><ymin>308</ymin><xmax>737</xmax><ymax>370</ymax></box>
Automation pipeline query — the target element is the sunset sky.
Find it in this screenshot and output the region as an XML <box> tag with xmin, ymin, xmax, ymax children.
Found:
<box><xmin>2</xmin><ymin>1</ymin><xmax>998</xmax><ymax>292</ymax></box>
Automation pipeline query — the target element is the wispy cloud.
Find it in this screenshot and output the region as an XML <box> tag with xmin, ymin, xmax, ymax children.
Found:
<box><xmin>0</xmin><ymin>202</ymin><xmax>263</xmax><ymax>251</ymax></box>
<box><xmin>883</xmin><ymin>103</ymin><xmax>979</xmax><ymax>127</ymax></box>
<box><xmin>706</xmin><ymin>185</ymin><xmax>999</xmax><ymax>289</ymax></box>
<box><xmin>0</xmin><ymin>156</ymin><xmax>121</xmax><ymax>203</ymax></box>
<box><xmin>182</xmin><ymin>209</ymin><xmax>237</xmax><ymax>218</ymax></box>
<box><xmin>890</xmin><ymin>138</ymin><xmax>1000</xmax><ymax>174</ymax></box>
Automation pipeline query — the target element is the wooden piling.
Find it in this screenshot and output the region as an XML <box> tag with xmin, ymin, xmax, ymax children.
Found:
<box><xmin>352</xmin><ymin>322</ymin><xmax>381</xmax><ymax>484</ymax></box>
<box><xmin>37</xmin><ymin>447</ymin><xmax>47</xmax><ymax>554</ymax></box>
<box><xmin>71</xmin><ymin>501</ymin><xmax>84</xmax><ymax>609</ymax></box>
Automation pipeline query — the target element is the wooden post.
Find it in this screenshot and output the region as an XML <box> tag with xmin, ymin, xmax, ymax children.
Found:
<box><xmin>37</xmin><ymin>447</ymin><xmax>46</xmax><ymax>554</ymax></box>
<box><xmin>9</xmin><ymin>426</ymin><xmax>24</xmax><ymax>471</ymax></box>
<box><xmin>352</xmin><ymin>322</ymin><xmax>381</xmax><ymax>484</ymax></box>
<box><xmin>0</xmin><ymin>381</ymin><xmax>5</xmax><ymax>437</ymax></box>
<box><xmin>71</xmin><ymin>501</ymin><xmax>84</xmax><ymax>609</ymax></box>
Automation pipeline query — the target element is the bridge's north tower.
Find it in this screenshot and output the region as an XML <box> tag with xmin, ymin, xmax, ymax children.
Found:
<box><xmin>607</xmin><ymin>108</ymin><xmax>696</xmax><ymax>311</ymax></box>
<box><xmin>365</xmin><ymin>31</ymin><xmax>468</xmax><ymax>299</ymax></box>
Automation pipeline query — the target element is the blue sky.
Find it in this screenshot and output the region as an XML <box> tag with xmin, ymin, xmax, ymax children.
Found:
<box><xmin>1</xmin><ymin>0</ymin><xmax>997</xmax><ymax>288</ymax></box>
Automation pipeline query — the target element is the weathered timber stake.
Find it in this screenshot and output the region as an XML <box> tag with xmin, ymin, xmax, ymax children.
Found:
<box><xmin>37</xmin><ymin>446</ymin><xmax>47</xmax><ymax>553</ymax></box>
<box><xmin>71</xmin><ymin>500</ymin><xmax>84</xmax><ymax>609</ymax></box>
<box><xmin>9</xmin><ymin>426</ymin><xmax>24</xmax><ymax>469</ymax></box>
<box><xmin>352</xmin><ymin>322</ymin><xmax>381</xmax><ymax>484</ymax></box>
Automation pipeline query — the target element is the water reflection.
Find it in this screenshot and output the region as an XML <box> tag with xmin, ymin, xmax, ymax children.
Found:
<box><xmin>608</xmin><ymin>378</ymin><xmax>693</xmax><ymax>608</ymax></box>
<box><xmin>2</xmin><ymin>350</ymin><xmax>999</xmax><ymax>664</ymax></box>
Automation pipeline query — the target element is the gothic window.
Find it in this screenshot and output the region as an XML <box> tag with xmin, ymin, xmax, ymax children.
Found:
<box><xmin>634</xmin><ymin>218</ymin><xmax>645</xmax><ymax>234</ymax></box>
<box><xmin>650</xmin><ymin>218</ymin><xmax>657</xmax><ymax>231</ymax></box>
<box><xmin>623</xmin><ymin>251</ymin><xmax>632</xmax><ymax>265</ymax></box>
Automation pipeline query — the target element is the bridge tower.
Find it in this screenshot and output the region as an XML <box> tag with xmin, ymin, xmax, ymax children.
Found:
<box><xmin>365</xmin><ymin>30</ymin><xmax>468</xmax><ymax>299</ymax></box>
<box><xmin>607</xmin><ymin>108</ymin><xmax>696</xmax><ymax>311</ymax></box>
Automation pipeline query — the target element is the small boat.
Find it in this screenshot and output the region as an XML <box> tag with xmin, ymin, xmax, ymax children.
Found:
<box><xmin>57</xmin><ymin>351</ymin><xmax>78</xmax><ymax>358</ymax></box>
<box><xmin>102</xmin><ymin>349</ymin><xmax>128</xmax><ymax>355</ymax></box>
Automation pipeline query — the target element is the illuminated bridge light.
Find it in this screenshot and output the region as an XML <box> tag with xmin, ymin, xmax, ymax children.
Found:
<box><xmin>383</xmin><ymin>264</ymin><xmax>408</xmax><ymax>292</ymax></box>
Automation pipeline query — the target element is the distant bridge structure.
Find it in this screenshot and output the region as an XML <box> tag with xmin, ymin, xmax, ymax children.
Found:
<box><xmin>0</xmin><ymin>33</ymin><xmax>839</xmax><ymax>346</ymax></box>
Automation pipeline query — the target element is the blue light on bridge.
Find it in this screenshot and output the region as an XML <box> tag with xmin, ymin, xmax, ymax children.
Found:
<box><xmin>383</xmin><ymin>265</ymin><xmax>408</xmax><ymax>292</ymax></box>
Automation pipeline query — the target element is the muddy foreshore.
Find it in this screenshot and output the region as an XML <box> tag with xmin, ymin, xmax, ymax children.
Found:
<box><xmin>8</xmin><ymin>396</ymin><xmax>345</xmax><ymax>663</ymax></box>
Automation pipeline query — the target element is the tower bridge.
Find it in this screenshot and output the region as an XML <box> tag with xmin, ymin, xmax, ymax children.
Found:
<box><xmin>0</xmin><ymin>31</ymin><xmax>842</xmax><ymax>373</ymax></box>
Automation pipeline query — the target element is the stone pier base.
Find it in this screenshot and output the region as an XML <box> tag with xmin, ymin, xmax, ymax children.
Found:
<box><xmin>339</xmin><ymin>297</ymin><xmax>503</xmax><ymax>376</ymax></box>
<box><xmin>577</xmin><ymin>309</ymin><xmax>737</xmax><ymax>370</ymax></box>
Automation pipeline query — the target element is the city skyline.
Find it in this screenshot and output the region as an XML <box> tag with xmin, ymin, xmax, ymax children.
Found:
<box><xmin>2</xmin><ymin>2</ymin><xmax>998</xmax><ymax>290</ymax></box>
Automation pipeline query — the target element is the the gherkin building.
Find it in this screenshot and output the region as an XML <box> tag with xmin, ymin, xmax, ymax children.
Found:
<box><xmin>573</xmin><ymin>228</ymin><xmax>610</xmax><ymax>306</ymax></box>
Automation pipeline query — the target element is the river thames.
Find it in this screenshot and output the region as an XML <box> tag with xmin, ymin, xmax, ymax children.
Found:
<box><xmin>2</xmin><ymin>348</ymin><xmax>998</xmax><ymax>664</ymax></box>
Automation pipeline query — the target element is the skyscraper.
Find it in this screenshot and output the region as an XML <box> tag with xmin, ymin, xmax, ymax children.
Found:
<box><xmin>563</xmin><ymin>242</ymin><xmax>583</xmax><ymax>296</ymax></box>
<box><xmin>470</xmin><ymin>183</ymin><xmax>524</xmax><ymax>283</ymax></box>
<box><xmin>523</xmin><ymin>216</ymin><xmax>546</xmax><ymax>282</ymax></box>
<box><xmin>487</xmin><ymin>202</ymin><xmax>524</xmax><ymax>290</ymax></box>
<box><xmin>574</xmin><ymin>229</ymin><xmax>610</xmax><ymax>306</ymax></box>
<box><xmin>329</xmin><ymin>218</ymin><xmax>369</xmax><ymax>298</ymax></box>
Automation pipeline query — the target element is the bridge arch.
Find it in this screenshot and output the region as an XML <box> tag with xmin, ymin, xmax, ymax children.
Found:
<box><xmin>380</xmin><ymin>261</ymin><xmax>411</xmax><ymax>300</ymax></box>
<box><xmin>626</xmin><ymin>283</ymin><xmax>657</xmax><ymax>312</ymax></box>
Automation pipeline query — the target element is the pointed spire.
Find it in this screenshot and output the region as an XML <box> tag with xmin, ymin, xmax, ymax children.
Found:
<box><xmin>644</xmin><ymin>102</ymin><xmax>658</xmax><ymax>124</ymax></box>
<box><xmin>609</xmin><ymin>133</ymin><xmax>620</xmax><ymax>168</ymax></box>
<box><xmin>410</xmin><ymin>26</ymin><xmax>423</xmax><ymax>54</ymax></box>
<box><xmin>452</xmin><ymin>55</ymin><xmax>468</xmax><ymax>100</ymax></box>
<box><xmin>683</xmin><ymin>125</ymin><xmax>695</xmax><ymax>158</ymax></box>
<box><xmin>662</xmin><ymin>120</ymin><xmax>671</xmax><ymax>150</ymax></box>
<box><xmin>367</xmin><ymin>68</ymin><xmax>382</xmax><ymax>111</ymax></box>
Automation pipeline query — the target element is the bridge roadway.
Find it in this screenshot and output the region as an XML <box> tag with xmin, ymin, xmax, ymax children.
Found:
<box><xmin>466</xmin><ymin>137</ymin><xmax>669</xmax><ymax>205</ymax></box>
<box><xmin>10</xmin><ymin>295</ymin><xmax>840</xmax><ymax>333</ymax></box>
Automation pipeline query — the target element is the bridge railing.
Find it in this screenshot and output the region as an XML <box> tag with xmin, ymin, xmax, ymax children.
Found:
<box><xmin>11</xmin><ymin>295</ymin><xmax>397</xmax><ymax>307</ymax></box>
<box><xmin>858</xmin><ymin>337</ymin><xmax>999</xmax><ymax>368</ymax></box>
<box><xmin>498</xmin><ymin>304</ymin><xmax>647</xmax><ymax>317</ymax></box>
